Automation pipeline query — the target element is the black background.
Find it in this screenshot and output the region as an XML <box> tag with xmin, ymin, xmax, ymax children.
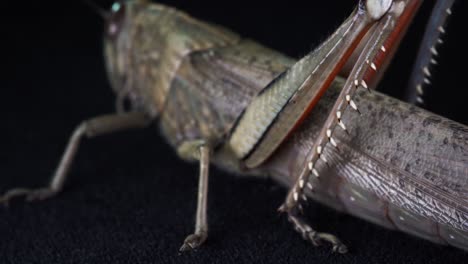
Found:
<box><xmin>1</xmin><ymin>0</ymin><xmax>467</xmax><ymax>263</ymax></box>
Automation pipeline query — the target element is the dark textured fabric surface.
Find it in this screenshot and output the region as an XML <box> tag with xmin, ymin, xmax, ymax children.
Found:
<box><xmin>1</xmin><ymin>1</ymin><xmax>466</xmax><ymax>263</ymax></box>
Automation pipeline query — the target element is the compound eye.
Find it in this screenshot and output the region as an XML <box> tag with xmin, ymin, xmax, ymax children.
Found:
<box><xmin>107</xmin><ymin>2</ymin><xmax>126</xmax><ymax>38</ymax></box>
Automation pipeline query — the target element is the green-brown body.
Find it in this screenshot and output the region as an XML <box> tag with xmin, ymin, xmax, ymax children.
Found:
<box><xmin>103</xmin><ymin>1</ymin><xmax>468</xmax><ymax>251</ymax></box>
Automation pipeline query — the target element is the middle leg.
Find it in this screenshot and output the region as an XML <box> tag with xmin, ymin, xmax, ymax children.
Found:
<box><xmin>177</xmin><ymin>140</ymin><xmax>211</xmax><ymax>251</ymax></box>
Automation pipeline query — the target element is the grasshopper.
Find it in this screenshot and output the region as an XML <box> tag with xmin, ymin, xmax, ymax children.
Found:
<box><xmin>1</xmin><ymin>0</ymin><xmax>466</xmax><ymax>255</ymax></box>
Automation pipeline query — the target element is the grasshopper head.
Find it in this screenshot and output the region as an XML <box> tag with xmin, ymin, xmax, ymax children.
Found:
<box><xmin>103</xmin><ymin>1</ymin><xmax>133</xmax><ymax>100</ymax></box>
<box><xmin>103</xmin><ymin>1</ymin><xmax>150</xmax><ymax>111</ymax></box>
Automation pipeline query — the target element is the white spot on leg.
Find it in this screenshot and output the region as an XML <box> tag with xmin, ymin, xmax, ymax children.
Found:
<box><xmin>446</xmin><ymin>8</ymin><xmax>452</xmax><ymax>15</ymax></box>
<box><xmin>399</xmin><ymin>216</ymin><xmax>405</xmax><ymax>221</ymax></box>
<box><xmin>381</xmin><ymin>45</ymin><xmax>387</xmax><ymax>53</ymax></box>
<box><xmin>361</xmin><ymin>80</ymin><xmax>368</xmax><ymax>90</ymax></box>
<box><xmin>365</xmin><ymin>58</ymin><xmax>378</xmax><ymax>71</ymax></box>
<box><xmin>308</xmin><ymin>162</ymin><xmax>313</xmax><ymax>171</ymax></box>
<box><xmin>293</xmin><ymin>191</ymin><xmax>298</xmax><ymax>202</ymax></box>
<box><xmin>317</xmin><ymin>146</ymin><xmax>322</xmax><ymax>155</ymax></box>
<box><xmin>312</xmin><ymin>168</ymin><xmax>319</xmax><ymax>178</ymax></box>
<box><xmin>299</xmin><ymin>179</ymin><xmax>305</xmax><ymax>188</ymax></box>
<box><xmin>423</xmin><ymin>66</ymin><xmax>431</xmax><ymax>77</ymax></box>
<box><xmin>350</xmin><ymin>100</ymin><xmax>358</xmax><ymax>111</ymax></box>
<box><xmin>424</xmin><ymin>78</ymin><xmax>431</xmax><ymax>85</ymax></box>
<box><xmin>346</xmin><ymin>95</ymin><xmax>359</xmax><ymax>112</ymax></box>
<box><xmin>438</xmin><ymin>26</ymin><xmax>446</xmax><ymax>34</ymax></box>
<box><xmin>338</xmin><ymin>120</ymin><xmax>347</xmax><ymax>131</ymax></box>
<box><xmin>307</xmin><ymin>182</ymin><xmax>313</xmax><ymax>190</ymax></box>
<box><xmin>336</xmin><ymin>111</ymin><xmax>342</xmax><ymax>120</ymax></box>
<box><xmin>449</xmin><ymin>234</ymin><xmax>455</xmax><ymax>239</ymax></box>
<box><xmin>430</xmin><ymin>46</ymin><xmax>438</xmax><ymax>56</ymax></box>
<box><xmin>416</xmin><ymin>84</ymin><xmax>424</xmax><ymax>95</ymax></box>
<box><xmin>326</xmin><ymin>129</ymin><xmax>338</xmax><ymax>148</ymax></box>
<box><xmin>350</xmin><ymin>196</ymin><xmax>355</xmax><ymax>202</ymax></box>
<box><xmin>320</xmin><ymin>155</ymin><xmax>327</xmax><ymax>163</ymax></box>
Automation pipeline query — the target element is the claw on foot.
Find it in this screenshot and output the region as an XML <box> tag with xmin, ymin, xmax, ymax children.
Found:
<box><xmin>179</xmin><ymin>232</ymin><xmax>207</xmax><ymax>252</ymax></box>
<box><xmin>309</xmin><ymin>231</ymin><xmax>348</xmax><ymax>253</ymax></box>
<box><xmin>287</xmin><ymin>213</ymin><xmax>347</xmax><ymax>254</ymax></box>
<box><xmin>334</xmin><ymin>243</ymin><xmax>348</xmax><ymax>254</ymax></box>
<box><xmin>0</xmin><ymin>187</ymin><xmax>56</xmax><ymax>207</ymax></box>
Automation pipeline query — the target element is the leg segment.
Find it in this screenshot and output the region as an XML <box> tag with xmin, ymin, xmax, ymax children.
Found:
<box><xmin>406</xmin><ymin>0</ymin><xmax>455</xmax><ymax>105</ymax></box>
<box><xmin>288</xmin><ymin>210</ymin><xmax>347</xmax><ymax>253</ymax></box>
<box><xmin>0</xmin><ymin>112</ymin><xmax>150</xmax><ymax>205</ymax></box>
<box><xmin>178</xmin><ymin>141</ymin><xmax>211</xmax><ymax>251</ymax></box>
<box><xmin>280</xmin><ymin>0</ymin><xmax>423</xmax><ymax>252</ymax></box>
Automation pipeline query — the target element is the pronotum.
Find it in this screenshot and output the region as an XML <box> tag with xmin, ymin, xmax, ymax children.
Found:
<box><xmin>1</xmin><ymin>0</ymin><xmax>466</xmax><ymax>258</ymax></box>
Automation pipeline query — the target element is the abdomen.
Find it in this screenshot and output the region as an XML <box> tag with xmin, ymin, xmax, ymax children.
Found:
<box><xmin>265</xmin><ymin>80</ymin><xmax>468</xmax><ymax>250</ymax></box>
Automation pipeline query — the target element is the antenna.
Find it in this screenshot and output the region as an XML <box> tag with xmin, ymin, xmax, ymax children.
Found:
<box><xmin>83</xmin><ymin>0</ymin><xmax>109</xmax><ymax>19</ymax></box>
